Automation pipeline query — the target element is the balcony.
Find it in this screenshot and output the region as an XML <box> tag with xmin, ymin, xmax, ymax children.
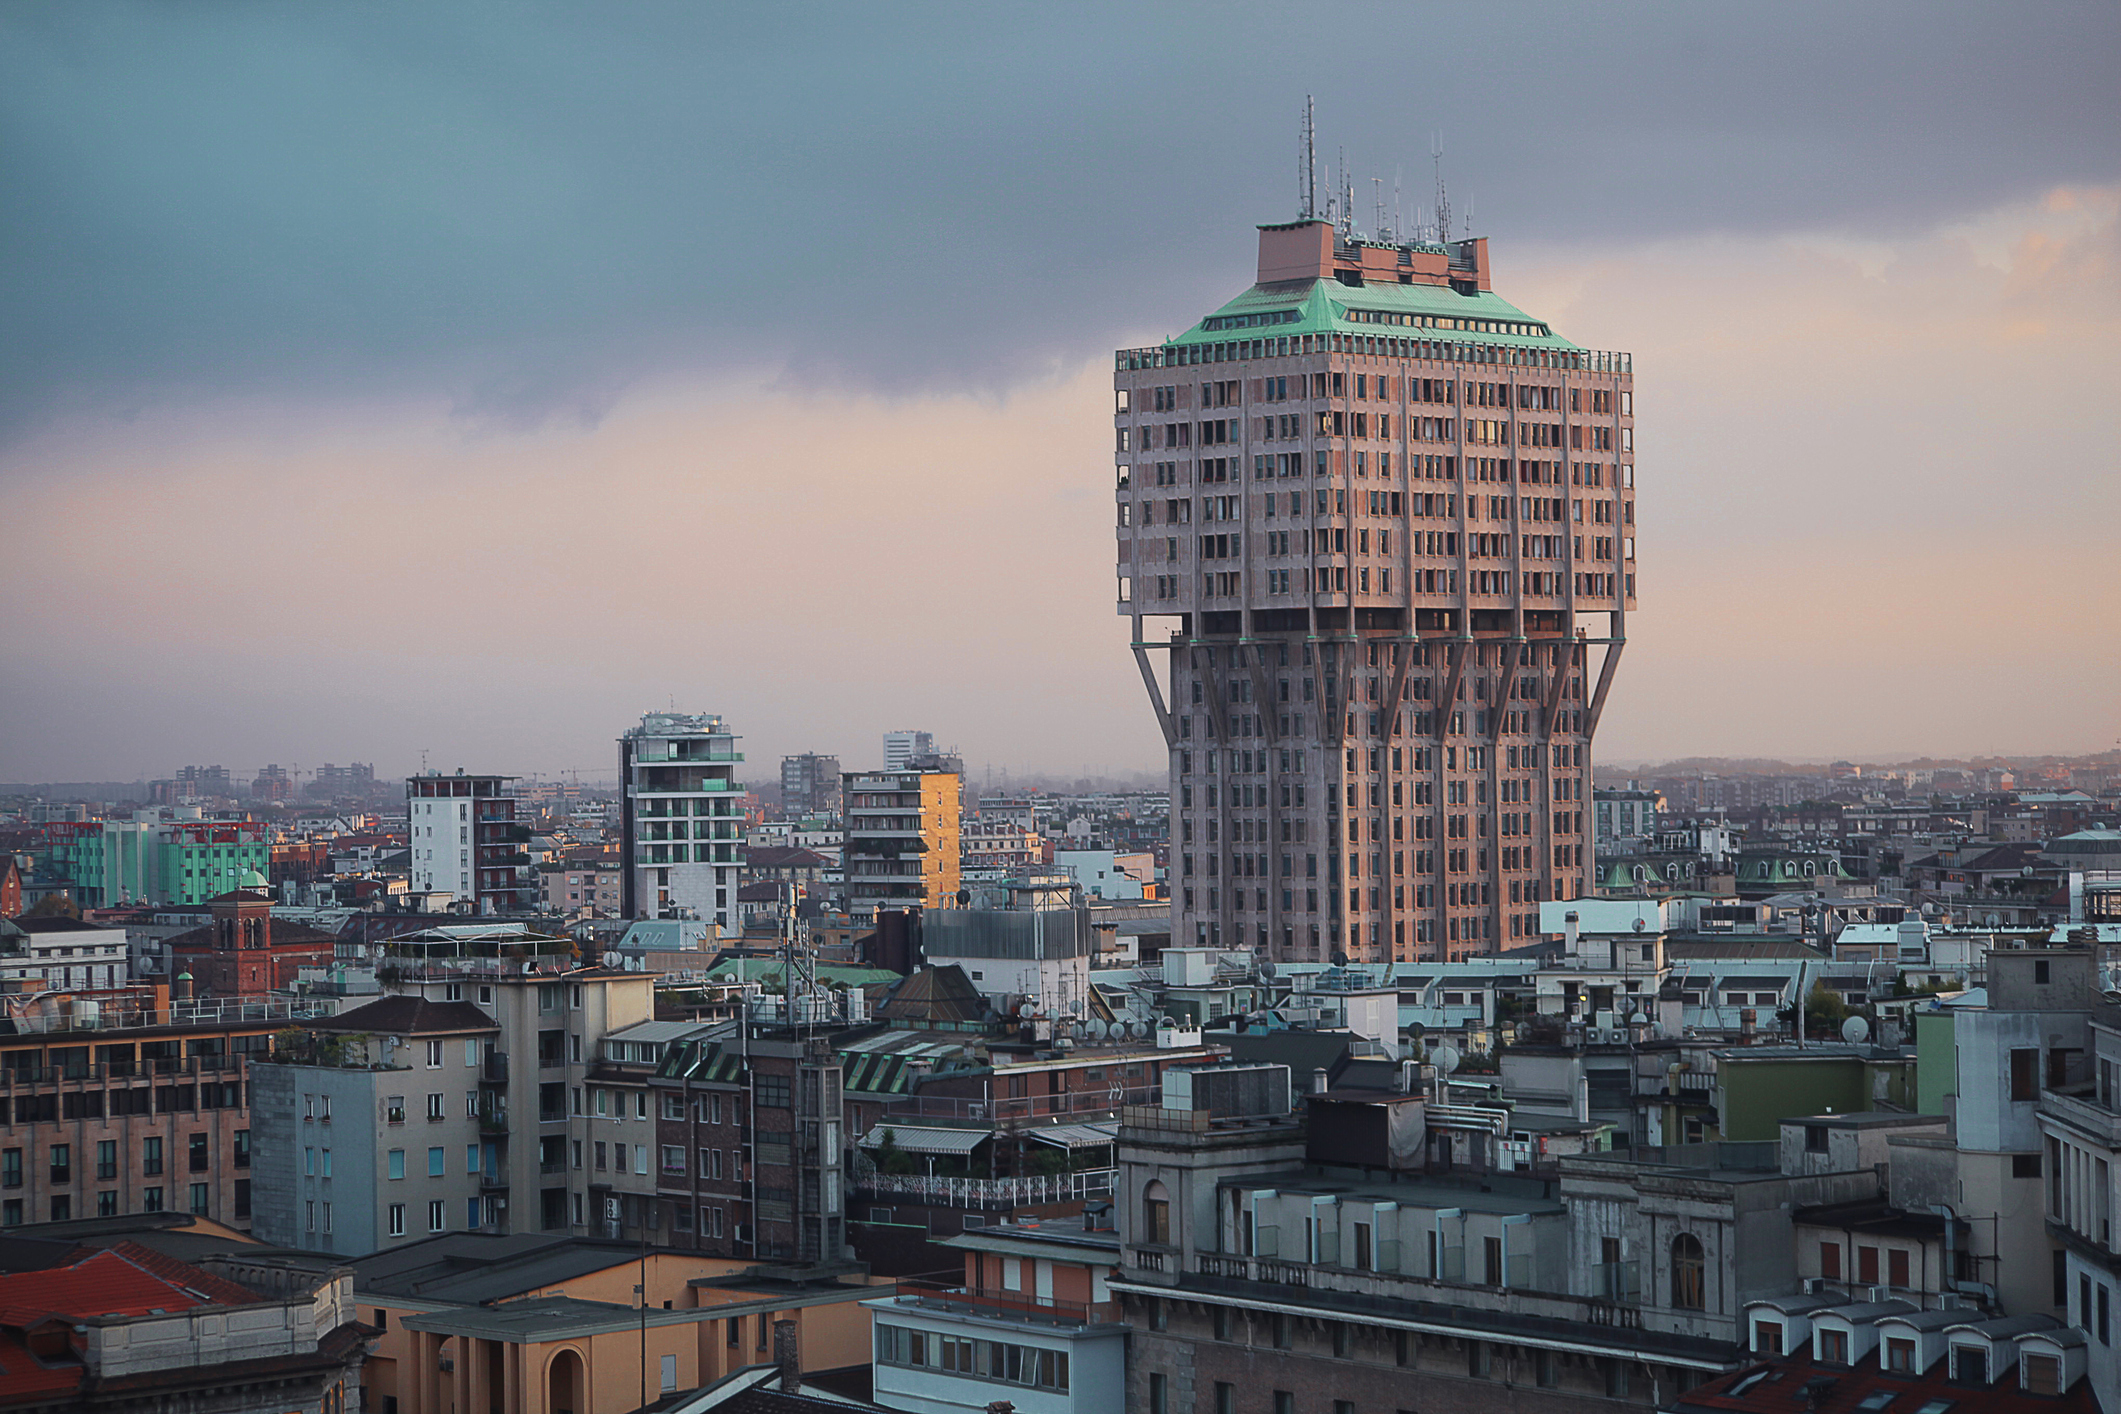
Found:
<box><xmin>481</xmin><ymin>1052</ymin><xmax>510</xmax><ymax>1084</ymax></box>
<box><xmin>883</xmin><ymin>1086</ymin><xmax>1158</xmax><ymax>1125</ymax></box>
<box><xmin>1168</xmin><ymin>1249</ymin><xmax>1665</xmax><ymax>1337</ymax></box>
<box><xmin>889</xmin><ymin>1280</ymin><xmax>1122</xmax><ymax>1329</ymax></box>
<box><xmin>2039</xmin><ymin>1088</ymin><xmax>2121</xmax><ymax>1149</ymax></box>
<box><xmin>479</xmin><ymin>1110</ymin><xmax>509</xmax><ymax>1135</ymax></box>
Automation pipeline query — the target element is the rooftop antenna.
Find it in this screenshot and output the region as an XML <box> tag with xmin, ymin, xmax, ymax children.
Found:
<box><xmin>1299</xmin><ymin>95</ymin><xmax>1318</xmax><ymax>219</ymax></box>
<box><xmin>1392</xmin><ymin>167</ymin><xmax>1404</xmax><ymax>245</ymax></box>
<box><xmin>1339</xmin><ymin>149</ymin><xmax>1355</xmax><ymax>240</ymax></box>
<box><xmin>1372</xmin><ymin>177</ymin><xmax>1386</xmax><ymax>244</ymax></box>
<box><xmin>1431</xmin><ymin>132</ymin><xmax>1451</xmax><ymax>246</ymax></box>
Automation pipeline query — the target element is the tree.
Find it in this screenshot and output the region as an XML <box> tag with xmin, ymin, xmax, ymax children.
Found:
<box><xmin>873</xmin><ymin>1128</ymin><xmax>916</xmax><ymax>1175</ymax></box>
<box><xmin>23</xmin><ymin>893</ymin><xmax>79</xmax><ymax>920</ymax></box>
<box><xmin>1779</xmin><ymin>983</ymin><xmax>1851</xmax><ymax>1039</ymax></box>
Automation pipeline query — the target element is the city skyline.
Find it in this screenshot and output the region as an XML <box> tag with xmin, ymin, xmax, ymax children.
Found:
<box><xmin>2</xmin><ymin>4</ymin><xmax>2116</xmax><ymax>782</ymax></box>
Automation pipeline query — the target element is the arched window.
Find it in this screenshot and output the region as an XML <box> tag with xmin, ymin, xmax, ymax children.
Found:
<box><xmin>1672</xmin><ymin>1233</ymin><xmax>1706</xmax><ymax>1310</ymax></box>
<box><xmin>1142</xmin><ymin>1179</ymin><xmax>1171</xmax><ymax>1246</ymax></box>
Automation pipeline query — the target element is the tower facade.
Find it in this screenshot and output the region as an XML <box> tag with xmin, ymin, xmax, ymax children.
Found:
<box><xmin>1114</xmin><ymin>218</ymin><xmax>1635</xmax><ymax>964</ymax></box>
<box><xmin>619</xmin><ymin>712</ymin><xmax>745</xmax><ymax>930</ymax></box>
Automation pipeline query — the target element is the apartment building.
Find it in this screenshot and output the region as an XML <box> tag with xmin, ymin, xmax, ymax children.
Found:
<box><xmin>248</xmin><ymin>995</ymin><xmax>502</xmax><ymax>1256</ymax></box>
<box><xmin>2038</xmin><ymin>988</ymin><xmax>2121</xmax><ymax>1411</ymax></box>
<box><xmin>42</xmin><ymin>812</ymin><xmax>270</xmax><ymax>907</ymax></box>
<box><xmin>1114</xmin><ymin>214</ymin><xmax>1634</xmax><ymax>965</ymax></box>
<box><xmin>867</xmin><ymin>1211</ymin><xmax>1127</xmax><ymax>1414</ymax></box>
<box><xmin>406</xmin><ymin>771</ymin><xmax>531</xmax><ymax>912</ymax></box>
<box><xmin>782</xmin><ymin>754</ymin><xmax>844</xmax><ymax>816</ymax></box>
<box><xmin>883</xmin><ymin>732</ymin><xmax>935</xmax><ymax>772</ymax></box>
<box><xmin>539</xmin><ymin>858</ymin><xmax>623</xmax><ymax>914</ymax></box>
<box><xmin>0</xmin><ymin>989</ymin><xmax>321</xmax><ymax>1233</ymax></box>
<box><xmin>842</xmin><ymin>769</ymin><xmax>961</xmax><ymax>919</ymax></box>
<box><xmin>259</xmin><ymin>927</ymin><xmax>661</xmax><ymax>1247</ymax></box>
<box><xmin>0</xmin><ymin>914</ymin><xmax>129</xmax><ymax>990</ymax></box>
<box><xmin>1101</xmin><ymin>1060</ymin><xmax>1931</xmax><ymax>1414</ymax></box>
<box><xmin>620</xmin><ymin>711</ymin><xmax>746</xmax><ymax>931</ymax></box>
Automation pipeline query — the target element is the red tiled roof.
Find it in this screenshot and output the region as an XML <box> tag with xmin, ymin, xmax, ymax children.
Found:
<box><xmin>1676</xmin><ymin>1346</ymin><xmax>2097</xmax><ymax>1414</ymax></box>
<box><xmin>0</xmin><ymin>1245</ymin><xmax>254</xmax><ymax>1328</ymax></box>
<box><xmin>0</xmin><ymin>1325</ymin><xmax>82</xmax><ymax>1400</ymax></box>
<box><xmin>97</xmin><ymin>1242</ymin><xmax>258</xmax><ymax>1307</ymax></box>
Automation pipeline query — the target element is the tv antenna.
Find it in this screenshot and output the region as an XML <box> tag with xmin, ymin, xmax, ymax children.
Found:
<box><xmin>1430</xmin><ymin>132</ymin><xmax>1451</xmax><ymax>245</ymax></box>
<box><xmin>1338</xmin><ymin>149</ymin><xmax>1355</xmax><ymax>240</ymax></box>
<box><xmin>1372</xmin><ymin>177</ymin><xmax>1386</xmax><ymax>243</ymax></box>
<box><xmin>1298</xmin><ymin>95</ymin><xmax>1317</xmax><ymax>219</ymax></box>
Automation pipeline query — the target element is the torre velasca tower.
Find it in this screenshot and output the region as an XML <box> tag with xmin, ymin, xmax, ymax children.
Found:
<box><xmin>1114</xmin><ymin>214</ymin><xmax>1635</xmax><ymax>964</ymax></box>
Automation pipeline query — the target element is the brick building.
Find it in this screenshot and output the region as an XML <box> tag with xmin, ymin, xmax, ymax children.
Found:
<box><xmin>166</xmin><ymin>885</ymin><xmax>339</xmax><ymax>997</ymax></box>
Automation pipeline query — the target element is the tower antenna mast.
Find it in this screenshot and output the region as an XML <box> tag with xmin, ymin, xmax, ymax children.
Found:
<box><xmin>1340</xmin><ymin>149</ymin><xmax>1354</xmax><ymax>240</ymax></box>
<box><xmin>1299</xmin><ymin>96</ymin><xmax>1318</xmax><ymax>219</ymax></box>
<box><xmin>1431</xmin><ymin>132</ymin><xmax>1451</xmax><ymax>246</ymax></box>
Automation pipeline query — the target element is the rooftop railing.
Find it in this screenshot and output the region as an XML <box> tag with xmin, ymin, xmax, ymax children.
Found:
<box><xmin>889</xmin><ymin>1279</ymin><xmax>1122</xmax><ymax>1327</ymax></box>
<box><xmin>854</xmin><ymin>1168</ymin><xmax>1116</xmax><ymax>1209</ymax></box>
<box><xmin>882</xmin><ymin>1085</ymin><xmax>1157</xmax><ymax>1124</ymax></box>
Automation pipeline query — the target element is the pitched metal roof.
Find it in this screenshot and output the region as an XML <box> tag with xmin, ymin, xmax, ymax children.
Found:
<box><xmin>1171</xmin><ymin>276</ymin><xmax>1581</xmax><ymax>352</ymax></box>
<box><xmin>308</xmin><ymin>996</ymin><xmax>498</xmax><ymax>1034</ymax></box>
<box><xmin>1025</xmin><ymin>1122</ymin><xmax>1119</xmax><ymax>1149</ymax></box>
<box><xmin>855</xmin><ymin>1124</ymin><xmax>991</xmax><ymax>1156</ymax></box>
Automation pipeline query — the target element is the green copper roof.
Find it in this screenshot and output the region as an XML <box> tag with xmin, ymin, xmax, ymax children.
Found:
<box><xmin>1166</xmin><ymin>277</ymin><xmax>1582</xmax><ymax>353</ymax></box>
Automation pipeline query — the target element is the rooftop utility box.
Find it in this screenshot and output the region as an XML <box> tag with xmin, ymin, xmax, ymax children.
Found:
<box><xmin>1163</xmin><ymin>1062</ymin><xmax>1292</xmax><ymax>1119</ymax></box>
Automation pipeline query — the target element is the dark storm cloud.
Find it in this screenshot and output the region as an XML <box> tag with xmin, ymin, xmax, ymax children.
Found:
<box><xmin>2</xmin><ymin>0</ymin><xmax>2115</xmax><ymax>442</ymax></box>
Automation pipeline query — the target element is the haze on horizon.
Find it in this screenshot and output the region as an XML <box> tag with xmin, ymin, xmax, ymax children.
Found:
<box><xmin>3</xmin><ymin>2</ymin><xmax>2116</xmax><ymax>787</ymax></box>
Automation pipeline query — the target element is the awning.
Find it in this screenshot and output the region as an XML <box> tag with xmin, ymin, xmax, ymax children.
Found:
<box><xmin>1026</xmin><ymin>1122</ymin><xmax>1119</xmax><ymax>1150</ymax></box>
<box><xmin>857</xmin><ymin>1124</ymin><xmax>992</xmax><ymax>1156</ymax></box>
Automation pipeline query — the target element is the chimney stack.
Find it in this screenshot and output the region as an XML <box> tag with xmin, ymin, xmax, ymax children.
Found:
<box><xmin>774</xmin><ymin>1318</ymin><xmax>800</xmax><ymax>1392</ymax></box>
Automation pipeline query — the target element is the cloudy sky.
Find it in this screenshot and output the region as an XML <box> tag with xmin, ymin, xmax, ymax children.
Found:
<box><xmin>3</xmin><ymin>2</ymin><xmax>2116</xmax><ymax>786</ymax></box>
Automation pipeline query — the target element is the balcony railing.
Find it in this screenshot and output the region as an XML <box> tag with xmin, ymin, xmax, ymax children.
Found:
<box><xmin>853</xmin><ymin>1168</ymin><xmax>1115</xmax><ymax>1209</ymax></box>
<box><xmin>889</xmin><ymin>1281</ymin><xmax>1122</xmax><ymax>1328</ymax></box>
<box><xmin>883</xmin><ymin>1086</ymin><xmax>1158</xmax><ymax>1125</ymax></box>
<box><xmin>2039</xmin><ymin>1088</ymin><xmax>2121</xmax><ymax>1148</ymax></box>
<box><xmin>1166</xmin><ymin>1249</ymin><xmax>1674</xmax><ymax>1337</ymax></box>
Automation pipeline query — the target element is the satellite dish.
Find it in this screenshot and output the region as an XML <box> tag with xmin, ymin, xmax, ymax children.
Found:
<box><xmin>602</xmin><ymin>951</ymin><xmax>621</xmax><ymax>967</ymax></box>
<box><xmin>1259</xmin><ymin>961</ymin><xmax>1277</xmax><ymax>980</ymax></box>
<box><xmin>1841</xmin><ymin>1016</ymin><xmax>1871</xmax><ymax>1043</ymax></box>
<box><xmin>1157</xmin><ymin>1015</ymin><xmax>1176</xmax><ymax>1030</ymax></box>
<box><xmin>1434</xmin><ymin>1044</ymin><xmax>1461</xmax><ymax>1075</ymax></box>
<box><xmin>1088</xmin><ymin>1019</ymin><xmax>1108</xmax><ymax>1041</ymax></box>
<box><xmin>1627</xmin><ymin>1012</ymin><xmax>1648</xmax><ymax>1026</ymax></box>
<box><xmin>1017</xmin><ymin>1001</ymin><xmax>1036</xmax><ymax>1019</ymax></box>
<box><xmin>1632</xmin><ymin>917</ymin><xmax>1646</xmax><ymax>933</ymax></box>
